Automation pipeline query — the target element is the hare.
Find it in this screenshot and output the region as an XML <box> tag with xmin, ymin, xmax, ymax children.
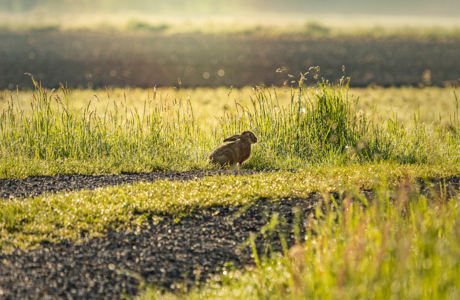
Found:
<box><xmin>209</xmin><ymin>131</ymin><xmax>258</xmax><ymax>175</ymax></box>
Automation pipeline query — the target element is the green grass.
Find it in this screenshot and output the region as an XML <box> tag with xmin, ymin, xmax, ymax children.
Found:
<box><xmin>0</xmin><ymin>78</ymin><xmax>211</xmax><ymax>178</ymax></box>
<box><xmin>2</xmin><ymin>85</ymin><xmax>457</xmax><ymax>129</ymax></box>
<box><xmin>1</xmin><ymin>72</ymin><xmax>460</xmax><ymax>178</ymax></box>
<box><xmin>138</xmin><ymin>177</ymin><xmax>460</xmax><ymax>300</ymax></box>
<box><xmin>1</xmin><ymin>163</ymin><xmax>460</xmax><ymax>251</ymax></box>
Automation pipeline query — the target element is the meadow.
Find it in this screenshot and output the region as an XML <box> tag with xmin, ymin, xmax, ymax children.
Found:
<box><xmin>1</xmin><ymin>73</ymin><xmax>460</xmax><ymax>298</ymax></box>
<box><xmin>1</xmin><ymin>73</ymin><xmax>459</xmax><ymax>178</ymax></box>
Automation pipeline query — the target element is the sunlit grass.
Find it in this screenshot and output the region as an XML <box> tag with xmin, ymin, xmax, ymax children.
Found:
<box><xmin>1</xmin><ymin>162</ymin><xmax>460</xmax><ymax>251</ymax></box>
<box><xmin>138</xmin><ymin>177</ymin><xmax>460</xmax><ymax>299</ymax></box>
<box><xmin>0</xmin><ymin>86</ymin><xmax>263</xmax><ymax>126</ymax></box>
<box><xmin>2</xmin><ymin>85</ymin><xmax>456</xmax><ymax>129</ymax></box>
<box><xmin>1</xmin><ymin>72</ymin><xmax>460</xmax><ymax>178</ymax></box>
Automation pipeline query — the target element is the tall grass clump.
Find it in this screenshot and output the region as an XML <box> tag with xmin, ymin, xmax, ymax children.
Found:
<box><xmin>215</xmin><ymin>69</ymin><xmax>375</xmax><ymax>167</ymax></box>
<box><xmin>216</xmin><ymin>68</ymin><xmax>459</xmax><ymax>168</ymax></box>
<box><xmin>140</xmin><ymin>181</ymin><xmax>460</xmax><ymax>300</ymax></box>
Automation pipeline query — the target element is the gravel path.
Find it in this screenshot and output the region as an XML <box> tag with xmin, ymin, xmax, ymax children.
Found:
<box><xmin>1</xmin><ymin>171</ymin><xmax>459</xmax><ymax>299</ymax></box>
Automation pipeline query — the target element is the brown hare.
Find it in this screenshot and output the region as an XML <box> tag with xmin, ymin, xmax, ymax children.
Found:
<box><xmin>209</xmin><ymin>131</ymin><xmax>258</xmax><ymax>175</ymax></box>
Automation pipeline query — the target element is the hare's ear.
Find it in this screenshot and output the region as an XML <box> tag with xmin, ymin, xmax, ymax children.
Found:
<box><xmin>223</xmin><ymin>134</ymin><xmax>241</xmax><ymax>142</ymax></box>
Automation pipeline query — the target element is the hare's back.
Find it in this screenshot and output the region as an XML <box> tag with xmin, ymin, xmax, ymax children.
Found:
<box><xmin>209</xmin><ymin>144</ymin><xmax>237</xmax><ymax>166</ymax></box>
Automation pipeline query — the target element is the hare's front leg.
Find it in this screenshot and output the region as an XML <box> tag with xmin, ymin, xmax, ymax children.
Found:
<box><xmin>226</xmin><ymin>163</ymin><xmax>240</xmax><ymax>176</ymax></box>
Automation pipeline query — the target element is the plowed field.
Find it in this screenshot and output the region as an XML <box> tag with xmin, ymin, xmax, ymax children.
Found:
<box><xmin>1</xmin><ymin>32</ymin><xmax>459</xmax><ymax>89</ymax></box>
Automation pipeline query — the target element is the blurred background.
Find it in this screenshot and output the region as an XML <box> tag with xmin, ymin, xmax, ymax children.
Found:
<box><xmin>0</xmin><ymin>0</ymin><xmax>459</xmax><ymax>89</ymax></box>
<box><xmin>2</xmin><ymin>0</ymin><xmax>460</xmax><ymax>16</ymax></box>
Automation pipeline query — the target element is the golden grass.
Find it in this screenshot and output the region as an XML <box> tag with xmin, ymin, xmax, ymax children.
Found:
<box><xmin>2</xmin><ymin>86</ymin><xmax>456</xmax><ymax>128</ymax></box>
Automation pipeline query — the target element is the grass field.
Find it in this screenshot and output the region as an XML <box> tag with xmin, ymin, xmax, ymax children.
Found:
<box><xmin>1</xmin><ymin>74</ymin><xmax>460</xmax><ymax>298</ymax></box>
<box><xmin>2</xmin><ymin>85</ymin><xmax>457</xmax><ymax>128</ymax></box>
<box><xmin>1</xmin><ymin>74</ymin><xmax>459</xmax><ymax>178</ymax></box>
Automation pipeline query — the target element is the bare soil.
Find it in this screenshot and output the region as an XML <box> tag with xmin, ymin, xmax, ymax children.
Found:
<box><xmin>1</xmin><ymin>32</ymin><xmax>459</xmax><ymax>89</ymax></box>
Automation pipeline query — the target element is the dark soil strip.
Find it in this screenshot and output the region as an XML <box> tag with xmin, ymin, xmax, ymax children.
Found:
<box><xmin>0</xmin><ymin>196</ymin><xmax>317</xmax><ymax>300</ymax></box>
<box><xmin>1</xmin><ymin>32</ymin><xmax>459</xmax><ymax>89</ymax></box>
<box><xmin>0</xmin><ymin>170</ymin><xmax>276</xmax><ymax>200</ymax></box>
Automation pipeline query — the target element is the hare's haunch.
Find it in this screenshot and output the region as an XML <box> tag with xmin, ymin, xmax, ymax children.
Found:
<box><xmin>209</xmin><ymin>131</ymin><xmax>258</xmax><ymax>175</ymax></box>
